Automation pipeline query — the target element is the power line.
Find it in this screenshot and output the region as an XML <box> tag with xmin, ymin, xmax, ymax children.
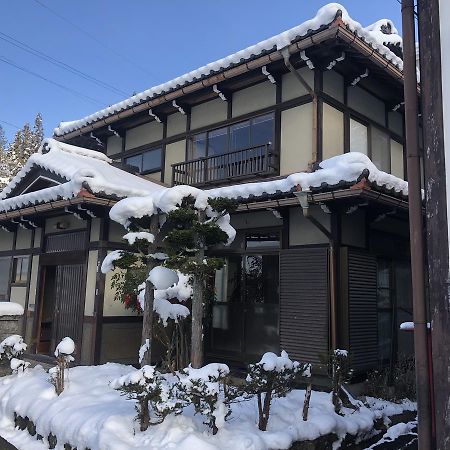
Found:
<box><xmin>0</xmin><ymin>55</ymin><xmax>105</xmax><ymax>106</ymax></box>
<box><xmin>32</xmin><ymin>0</ymin><xmax>156</xmax><ymax>78</ymax></box>
<box><xmin>0</xmin><ymin>30</ymin><xmax>128</xmax><ymax>97</ymax></box>
<box><xmin>0</xmin><ymin>119</ymin><xmax>20</xmax><ymax>129</ymax></box>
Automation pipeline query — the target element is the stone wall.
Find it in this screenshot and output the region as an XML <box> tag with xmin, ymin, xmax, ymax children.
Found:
<box><xmin>0</xmin><ymin>315</ymin><xmax>21</xmax><ymax>343</ymax></box>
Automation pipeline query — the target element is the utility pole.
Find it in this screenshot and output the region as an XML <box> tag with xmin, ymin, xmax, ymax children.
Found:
<box><xmin>416</xmin><ymin>0</ymin><xmax>450</xmax><ymax>448</ymax></box>
<box><xmin>401</xmin><ymin>1</ymin><xmax>434</xmax><ymax>448</ymax></box>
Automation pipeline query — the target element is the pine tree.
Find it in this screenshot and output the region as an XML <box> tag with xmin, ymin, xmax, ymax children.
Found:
<box><xmin>0</xmin><ymin>126</ymin><xmax>10</xmax><ymax>189</ymax></box>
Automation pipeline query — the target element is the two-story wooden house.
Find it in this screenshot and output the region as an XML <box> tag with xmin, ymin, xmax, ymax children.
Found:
<box><xmin>0</xmin><ymin>5</ymin><xmax>415</xmax><ymax>374</ymax></box>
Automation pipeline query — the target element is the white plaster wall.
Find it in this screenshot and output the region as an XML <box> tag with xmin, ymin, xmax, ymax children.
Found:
<box><xmin>280</xmin><ymin>103</ymin><xmax>313</xmax><ymax>175</ymax></box>
<box><xmin>191</xmin><ymin>98</ymin><xmax>227</xmax><ymax>130</ymax></box>
<box><xmin>322</xmin><ymin>103</ymin><xmax>344</xmax><ymax>160</ymax></box>
<box><xmin>106</xmin><ymin>135</ymin><xmax>122</xmax><ymax>156</ymax></box>
<box><xmin>390</xmin><ymin>140</ymin><xmax>404</xmax><ymax>179</ymax></box>
<box><xmin>282</xmin><ymin>67</ymin><xmax>314</xmax><ymax>102</ymax></box>
<box><xmin>27</xmin><ymin>255</ymin><xmax>39</xmax><ymax>313</ymax></box>
<box><xmin>348</xmin><ymin>85</ymin><xmax>385</xmax><ymax>126</ymax></box>
<box><xmin>323</xmin><ymin>69</ymin><xmax>344</xmax><ymax>103</ymax></box>
<box><xmin>15</xmin><ymin>228</ymin><xmax>32</xmax><ymax>250</ymax></box>
<box><xmin>289</xmin><ymin>206</ymin><xmax>330</xmax><ymax>246</ymax></box>
<box><xmin>84</xmin><ymin>250</ymin><xmax>98</xmax><ymax>316</ymax></box>
<box><xmin>164</xmin><ymin>140</ymin><xmax>186</xmax><ymax>185</ymax></box>
<box><xmin>233</xmin><ymin>82</ymin><xmax>276</xmax><ymax>117</ymax></box>
<box><xmin>167</xmin><ymin>113</ymin><xmax>187</xmax><ymax>137</ymax></box>
<box><xmin>0</xmin><ymin>229</ymin><xmax>14</xmax><ymax>251</ymax></box>
<box><xmin>125</xmin><ymin>121</ymin><xmax>164</xmax><ymax>150</ymax></box>
<box><xmin>45</xmin><ymin>215</ymin><xmax>86</xmax><ymax>233</ymax></box>
<box><xmin>10</xmin><ymin>286</ymin><xmax>27</xmax><ymax>309</ymax></box>
<box><xmin>103</xmin><ymin>266</ymin><xmax>137</xmax><ymax>317</ymax></box>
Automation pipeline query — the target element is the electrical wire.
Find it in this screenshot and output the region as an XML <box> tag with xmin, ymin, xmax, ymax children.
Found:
<box><xmin>32</xmin><ymin>0</ymin><xmax>156</xmax><ymax>78</ymax></box>
<box><xmin>0</xmin><ymin>119</ymin><xmax>20</xmax><ymax>129</ymax></box>
<box><xmin>0</xmin><ymin>55</ymin><xmax>105</xmax><ymax>106</ymax></box>
<box><xmin>0</xmin><ymin>31</ymin><xmax>128</xmax><ymax>97</ymax></box>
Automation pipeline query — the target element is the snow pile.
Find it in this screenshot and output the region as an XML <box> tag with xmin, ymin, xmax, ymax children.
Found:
<box><xmin>54</xmin><ymin>337</ymin><xmax>75</xmax><ymax>358</ymax></box>
<box><xmin>54</xmin><ymin>3</ymin><xmax>402</xmax><ymax>137</ymax></box>
<box><xmin>10</xmin><ymin>357</ymin><xmax>30</xmax><ymax>374</ymax></box>
<box><xmin>399</xmin><ymin>321</ymin><xmax>431</xmax><ymax>330</ymax></box>
<box><xmin>258</xmin><ymin>350</ymin><xmax>298</xmax><ymax>372</ymax></box>
<box><xmin>101</xmin><ymin>250</ymin><xmax>124</xmax><ymax>274</ymax></box>
<box><xmin>0</xmin><ymin>302</ymin><xmax>24</xmax><ymax>316</ymax></box>
<box><xmin>179</xmin><ymin>363</ymin><xmax>230</xmax><ymax>396</ymax></box>
<box><xmin>366</xmin><ymin>420</ymin><xmax>417</xmax><ymax>449</ymax></box>
<box><xmin>147</xmin><ymin>266</ymin><xmax>179</xmax><ymax>290</ymax></box>
<box><xmin>109</xmin><ymin>196</ymin><xmax>156</xmax><ymax>228</ymax></box>
<box><xmin>0</xmin><ymin>335</ymin><xmax>27</xmax><ymax>359</ymax></box>
<box><xmin>138</xmin><ymin>272</ymin><xmax>191</xmax><ymax>326</ymax></box>
<box><xmin>0</xmin><ymin>138</ymin><xmax>165</xmax><ymax>212</ymax></box>
<box><xmin>123</xmin><ymin>232</ymin><xmax>155</xmax><ymax>245</ymax></box>
<box><xmin>0</xmin><ymin>363</ymin><xmax>417</xmax><ymax>450</ymax></box>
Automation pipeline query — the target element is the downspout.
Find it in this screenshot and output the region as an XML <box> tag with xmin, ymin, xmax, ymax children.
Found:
<box><xmin>281</xmin><ymin>48</ymin><xmax>318</xmax><ymax>168</ymax></box>
<box><xmin>294</xmin><ymin>191</ymin><xmax>338</xmax><ymax>351</ymax></box>
<box><xmin>401</xmin><ymin>0</ymin><xmax>433</xmax><ymax>448</ymax></box>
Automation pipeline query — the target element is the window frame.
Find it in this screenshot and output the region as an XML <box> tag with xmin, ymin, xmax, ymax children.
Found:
<box><xmin>189</xmin><ymin>112</ymin><xmax>275</xmax><ymax>161</ymax></box>
<box><xmin>11</xmin><ymin>255</ymin><xmax>30</xmax><ymax>286</ymax></box>
<box><xmin>124</xmin><ymin>146</ymin><xmax>163</xmax><ymax>175</ymax></box>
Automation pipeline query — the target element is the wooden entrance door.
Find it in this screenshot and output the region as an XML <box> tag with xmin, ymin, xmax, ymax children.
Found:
<box><xmin>52</xmin><ymin>264</ymin><xmax>85</xmax><ymax>353</ymax></box>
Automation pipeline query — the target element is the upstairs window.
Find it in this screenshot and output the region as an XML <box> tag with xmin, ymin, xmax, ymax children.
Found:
<box><xmin>125</xmin><ymin>147</ymin><xmax>162</xmax><ymax>173</ymax></box>
<box><xmin>189</xmin><ymin>113</ymin><xmax>274</xmax><ymax>159</ymax></box>
<box><xmin>12</xmin><ymin>256</ymin><xmax>30</xmax><ymax>284</ymax></box>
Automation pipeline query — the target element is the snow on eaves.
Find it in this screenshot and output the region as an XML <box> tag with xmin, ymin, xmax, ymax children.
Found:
<box><xmin>53</xmin><ymin>3</ymin><xmax>403</xmax><ymax>137</ymax></box>
<box><xmin>110</xmin><ymin>152</ymin><xmax>408</xmax><ymax>228</ymax></box>
<box><xmin>0</xmin><ymin>138</ymin><xmax>165</xmax><ymax>213</ymax></box>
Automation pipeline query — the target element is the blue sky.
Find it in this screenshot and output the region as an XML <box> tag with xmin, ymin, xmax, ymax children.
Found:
<box><xmin>0</xmin><ymin>0</ymin><xmax>402</xmax><ymax>141</ymax></box>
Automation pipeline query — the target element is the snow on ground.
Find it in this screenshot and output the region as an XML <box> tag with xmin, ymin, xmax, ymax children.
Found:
<box><xmin>0</xmin><ymin>364</ymin><xmax>416</xmax><ymax>450</ymax></box>
<box><xmin>0</xmin><ymin>302</ymin><xmax>24</xmax><ymax>316</ymax></box>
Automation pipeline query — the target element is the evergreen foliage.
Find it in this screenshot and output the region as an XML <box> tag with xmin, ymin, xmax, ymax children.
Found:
<box><xmin>0</xmin><ymin>113</ymin><xmax>44</xmax><ymax>189</ymax></box>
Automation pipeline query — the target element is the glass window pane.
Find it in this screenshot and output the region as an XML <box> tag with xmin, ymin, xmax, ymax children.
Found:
<box><xmin>230</xmin><ymin>121</ymin><xmax>250</xmax><ymax>151</ymax></box>
<box><xmin>142</xmin><ymin>148</ymin><xmax>162</xmax><ymax>172</ymax></box>
<box><xmin>125</xmin><ymin>154</ymin><xmax>142</xmax><ymax>171</ymax></box>
<box><xmin>371</xmin><ymin>127</ymin><xmax>390</xmax><ymax>172</ymax></box>
<box><xmin>246</xmin><ymin>231</ymin><xmax>280</xmax><ymax>249</ymax></box>
<box><xmin>0</xmin><ymin>257</ymin><xmax>11</xmax><ymax>300</ymax></box>
<box><xmin>208</xmin><ymin>127</ymin><xmax>228</xmax><ymax>156</ymax></box>
<box><xmin>350</xmin><ymin>118</ymin><xmax>368</xmax><ymax>155</ymax></box>
<box><xmin>191</xmin><ymin>133</ymin><xmax>207</xmax><ymax>159</ymax></box>
<box><xmin>20</xmin><ymin>257</ymin><xmax>29</xmax><ymax>282</ymax></box>
<box><xmin>251</xmin><ymin>113</ymin><xmax>274</xmax><ymax>147</ymax></box>
<box><xmin>244</xmin><ymin>255</ymin><xmax>279</xmax><ymax>304</ymax></box>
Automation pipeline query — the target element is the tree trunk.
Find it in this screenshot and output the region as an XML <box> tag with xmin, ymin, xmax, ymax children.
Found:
<box><xmin>302</xmin><ymin>383</ymin><xmax>312</xmax><ymax>421</ymax></box>
<box><xmin>191</xmin><ymin>209</ymin><xmax>206</xmax><ymax>369</ymax></box>
<box><xmin>191</xmin><ymin>273</ymin><xmax>204</xmax><ymax>368</ymax></box>
<box><xmin>139</xmin><ymin>397</ymin><xmax>150</xmax><ymax>431</ymax></box>
<box><xmin>258</xmin><ymin>391</ymin><xmax>272</xmax><ymax>431</ymax></box>
<box><xmin>140</xmin><ymin>215</ymin><xmax>159</xmax><ymax>367</ymax></box>
<box><xmin>141</xmin><ymin>278</ymin><xmax>155</xmax><ymax>366</ymax></box>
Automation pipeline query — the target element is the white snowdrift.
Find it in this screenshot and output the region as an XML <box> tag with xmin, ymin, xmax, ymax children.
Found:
<box><xmin>54</xmin><ymin>3</ymin><xmax>402</xmax><ymax>137</ymax></box>
<box><xmin>0</xmin><ymin>364</ymin><xmax>416</xmax><ymax>450</ymax></box>
<box><xmin>0</xmin><ymin>302</ymin><xmax>24</xmax><ymax>316</ymax></box>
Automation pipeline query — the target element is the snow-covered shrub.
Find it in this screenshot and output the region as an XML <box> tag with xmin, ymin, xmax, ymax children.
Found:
<box><xmin>0</xmin><ymin>334</ymin><xmax>27</xmax><ymax>360</ymax></box>
<box><xmin>111</xmin><ymin>365</ymin><xmax>183</xmax><ymax>431</ymax></box>
<box><xmin>327</xmin><ymin>349</ymin><xmax>353</xmax><ymax>414</ymax></box>
<box><xmin>245</xmin><ymin>351</ymin><xmax>310</xmax><ymax>431</ymax></box>
<box><xmin>50</xmin><ymin>337</ymin><xmax>75</xmax><ymax>395</ymax></box>
<box><xmin>177</xmin><ymin>363</ymin><xmax>236</xmax><ymax>434</ymax></box>
<box><xmin>10</xmin><ymin>357</ymin><xmax>30</xmax><ymax>374</ymax></box>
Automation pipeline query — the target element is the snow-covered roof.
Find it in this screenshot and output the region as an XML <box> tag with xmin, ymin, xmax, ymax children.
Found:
<box><xmin>53</xmin><ymin>3</ymin><xmax>402</xmax><ymax>137</ymax></box>
<box><xmin>0</xmin><ymin>138</ymin><xmax>165</xmax><ymax>213</ymax></box>
<box><xmin>110</xmin><ymin>152</ymin><xmax>408</xmax><ymax>227</ymax></box>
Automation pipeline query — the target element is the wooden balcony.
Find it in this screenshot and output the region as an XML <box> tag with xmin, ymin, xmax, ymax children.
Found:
<box><xmin>172</xmin><ymin>143</ymin><xmax>277</xmax><ymax>187</ymax></box>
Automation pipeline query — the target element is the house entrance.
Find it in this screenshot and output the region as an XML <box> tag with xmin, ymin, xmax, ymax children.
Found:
<box><xmin>35</xmin><ymin>230</ymin><xmax>87</xmax><ymax>357</ymax></box>
<box><xmin>208</xmin><ymin>231</ymin><xmax>280</xmax><ymax>365</ymax></box>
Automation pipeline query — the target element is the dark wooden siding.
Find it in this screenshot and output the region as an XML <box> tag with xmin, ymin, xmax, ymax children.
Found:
<box><xmin>54</xmin><ymin>264</ymin><xmax>85</xmax><ymax>351</ymax></box>
<box><xmin>347</xmin><ymin>250</ymin><xmax>378</xmax><ymax>372</ymax></box>
<box><xmin>280</xmin><ymin>247</ymin><xmax>329</xmax><ymax>364</ymax></box>
<box><xmin>45</xmin><ymin>231</ymin><xmax>87</xmax><ymax>253</ymax></box>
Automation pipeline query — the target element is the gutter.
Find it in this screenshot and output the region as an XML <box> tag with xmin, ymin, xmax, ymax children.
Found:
<box><xmin>55</xmin><ymin>24</ymin><xmax>405</xmax><ymax>141</ymax></box>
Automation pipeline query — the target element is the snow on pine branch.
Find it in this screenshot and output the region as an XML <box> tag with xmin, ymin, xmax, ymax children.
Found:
<box><xmin>101</xmin><ymin>250</ymin><xmax>124</xmax><ymax>274</ymax></box>
<box><xmin>54</xmin><ymin>337</ymin><xmax>75</xmax><ymax>363</ymax></box>
<box><xmin>123</xmin><ymin>232</ymin><xmax>155</xmax><ymax>245</ymax></box>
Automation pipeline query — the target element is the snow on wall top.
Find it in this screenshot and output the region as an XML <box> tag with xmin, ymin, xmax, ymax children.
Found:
<box><xmin>0</xmin><ymin>138</ymin><xmax>165</xmax><ymax>213</ymax></box>
<box><xmin>53</xmin><ymin>3</ymin><xmax>402</xmax><ymax>137</ymax></box>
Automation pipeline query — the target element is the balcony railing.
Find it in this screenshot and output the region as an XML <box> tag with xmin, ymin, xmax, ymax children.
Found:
<box><xmin>172</xmin><ymin>143</ymin><xmax>277</xmax><ymax>186</ymax></box>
